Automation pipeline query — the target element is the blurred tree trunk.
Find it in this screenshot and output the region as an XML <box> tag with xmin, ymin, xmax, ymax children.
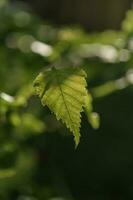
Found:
<box><xmin>16</xmin><ymin>0</ymin><xmax>132</xmax><ymax>30</ymax></box>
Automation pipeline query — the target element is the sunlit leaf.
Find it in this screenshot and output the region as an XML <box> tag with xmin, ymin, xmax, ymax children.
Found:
<box><xmin>34</xmin><ymin>67</ymin><xmax>88</xmax><ymax>146</ymax></box>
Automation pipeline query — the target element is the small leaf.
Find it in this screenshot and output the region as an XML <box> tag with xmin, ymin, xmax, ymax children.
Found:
<box><xmin>88</xmin><ymin>112</ymin><xmax>100</xmax><ymax>129</ymax></box>
<box><xmin>33</xmin><ymin>67</ymin><xmax>87</xmax><ymax>146</ymax></box>
<box><xmin>84</xmin><ymin>92</ymin><xmax>100</xmax><ymax>129</ymax></box>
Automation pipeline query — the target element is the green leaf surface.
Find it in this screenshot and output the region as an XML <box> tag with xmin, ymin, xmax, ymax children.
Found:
<box><xmin>33</xmin><ymin>67</ymin><xmax>88</xmax><ymax>146</ymax></box>
<box><xmin>33</xmin><ymin>67</ymin><xmax>100</xmax><ymax>146</ymax></box>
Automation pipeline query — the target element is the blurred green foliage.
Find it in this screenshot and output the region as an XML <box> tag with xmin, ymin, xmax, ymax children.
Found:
<box><xmin>1</xmin><ymin>0</ymin><xmax>133</xmax><ymax>199</ymax></box>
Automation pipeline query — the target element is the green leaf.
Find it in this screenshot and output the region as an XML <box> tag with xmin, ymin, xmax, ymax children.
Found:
<box><xmin>33</xmin><ymin>67</ymin><xmax>100</xmax><ymax>146</ymax></box>
<box><xmin>84</xmin><ymin>92</ymin><xmax>100</xmax><ymax>129</ymax></box>
<box><xmin>33</xmin><ymin>67</ymin><xmax>87</xmax><ymax>146</ymax></box>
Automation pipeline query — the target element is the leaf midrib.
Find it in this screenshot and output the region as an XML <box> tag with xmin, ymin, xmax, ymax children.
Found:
<box><xmin>53</xmin><ymin>69</ymin><xmax>77</xmax><ymax>132</ymax></box>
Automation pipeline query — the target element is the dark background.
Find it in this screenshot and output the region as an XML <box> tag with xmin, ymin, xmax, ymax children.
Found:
<box><xmin>13</xmin><ymin>0</ymin><xmax>132</xmax><ymax>30</ymax></box>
